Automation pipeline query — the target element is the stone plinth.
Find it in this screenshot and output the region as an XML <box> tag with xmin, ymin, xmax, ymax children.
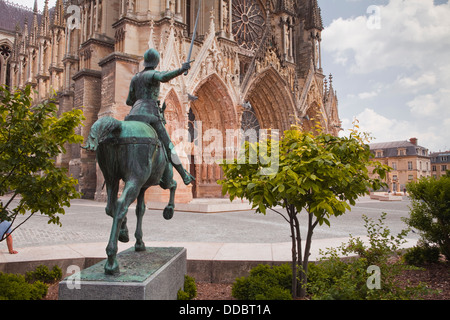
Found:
<box><xmin>58</xmin><ymin>247</ymin><xmax>186</xmax><ymax>300</ymax></box>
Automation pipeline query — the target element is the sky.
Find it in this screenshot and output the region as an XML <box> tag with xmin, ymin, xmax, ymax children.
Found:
<box><xmin>12</xmin><ymin>0</ymin><xmax>55</xmax><ymax>11</ymax></box>
<box><xmin>318</xmin><ymin>0</ymin><xmax>450</xmax><ymax>152</ymax></box>
<box><xmin>10</xmin><ymin>0</ymin><xmax>450</xmax><ymax>152</ymax></box>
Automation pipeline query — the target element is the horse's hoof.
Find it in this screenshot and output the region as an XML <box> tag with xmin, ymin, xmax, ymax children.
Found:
<box><xmin>135</xmin><ymin>241</ymin><xmax>146</xmax><ymax>252</ymax></box>
<box><xmin>163</xmin><ymin>206</ymin><xmax>174</xmax><ymax>220</ymax></box>
<box><xmin>104</xmin><ymin>259</ymin><xmax>120</xmax><ymax>275</ymax></box>
<box><xmin>119</xmin><ymin>229</ymin><xmax>129</xmax><ymax>243</ymax></box>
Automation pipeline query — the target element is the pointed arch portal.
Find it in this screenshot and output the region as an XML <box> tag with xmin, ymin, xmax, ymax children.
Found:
<box><xmin>245</xmin><ymin>67</ymin><xmax>296</xmax><ymax>132</ymax></box>
<box><xmin>189</xmin><ymin>73</ymin><xmax>237</xmax><ymax>198</ymax></box>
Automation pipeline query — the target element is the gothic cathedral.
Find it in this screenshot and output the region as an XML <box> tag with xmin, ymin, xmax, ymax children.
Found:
<box><xmin>1</xmin><ymin>0</ymin><xmax>340</xmax><ymax>203</ymax></box>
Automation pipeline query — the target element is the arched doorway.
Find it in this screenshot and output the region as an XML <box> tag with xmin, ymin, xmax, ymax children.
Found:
<box><xmin>163</xmin><ymin>89</ymin><xmax>194</xmax><ymax>202</ymax></box>
<box><xmin>143</xmin><ymin>89</ymin><xmax>194</xmax><ymax>204</ymax></box>
<box><xmin>245</xmin><ymin>67</ymin><xmax>296</xmax><ymax>132</ymax></box>
<box><xmin>190</xmin><ymin>73</ymin><xmax>237</xmax><ymax>198</ymax></box>
<box><xmin>164</xmin><ymin>89</ymin><xmax>185</xmax><ymax>137</ymax></box>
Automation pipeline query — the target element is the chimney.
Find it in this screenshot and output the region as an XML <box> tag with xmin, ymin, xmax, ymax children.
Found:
<box><xmin>410</xmin><ymin>138</ymin><xmax>418</xmax><ymax>145</ymax></box>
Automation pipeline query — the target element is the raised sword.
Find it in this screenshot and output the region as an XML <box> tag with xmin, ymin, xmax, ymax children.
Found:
<box><xmin>184</xmin><ymin>0</ymin><xmax>202</xmax><ymax>76</ymax></box>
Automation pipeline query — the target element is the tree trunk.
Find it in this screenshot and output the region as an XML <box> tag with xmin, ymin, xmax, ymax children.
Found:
<box><xmin>293</xmin><ymin>211</ymin><xmax>303</xmax><ymax>297</ymax></box>
<box><xmin>288</xmin><ymin>206</ymin><xmax>298</xmax><ymax>298</ymax></box>
<box><xmin>298</xmin><ymin>210</ymin><xmax>315</xmax><ymax>298</ymax></box>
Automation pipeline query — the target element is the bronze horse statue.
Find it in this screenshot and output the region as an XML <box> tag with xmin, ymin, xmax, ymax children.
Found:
<box><xmin>83</xmin><ymin>116</ymin><xmax>177</xmax><ymax>275</ymax></box>
<box><xmin>84</xmin><ymin>48</ymin><xmax>194</xmax><ymax>275</ymax></box>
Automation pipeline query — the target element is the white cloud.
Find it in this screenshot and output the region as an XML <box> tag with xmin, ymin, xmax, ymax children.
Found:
<box><xmin>358</xmin><ymin>91</ymin><xmax>378</xmax><ymax>99</ymax></box>
<box><xmin>407</xmin><ymin>88</ymin><xmax>450</xmax><ymax>118</ymax></box>
<box><xmin>341</xmin><ymin>108</ymin><xmax>448</xmax><ymax>152</ymax></box>
<box><xmin>397</xmin><ymin>73</ymin><xmax>437</xmax><ymax>89</ymax></box>
<box><xmin>323</xmin><ymin>0</ymin><xmax>450</xmax><ymax>74</ymax></box>
<box><xmin>349</xmin><ymin>108</ymin><xmax>410</xmax><ymax>141</ymax></box>
<box><xmin>444</xmin><ymin>118</ymin><xmax>450</xmax><ymax>131</ymax></box>
<box><xmin>407</xmin><ymin>94</ymin><xmax>438</xmax><ymax>117</ymax></box>
<box><xmin>323</xmin><ymin>0</ymin><xmax>450</xmax><ymax>151</ymax></box>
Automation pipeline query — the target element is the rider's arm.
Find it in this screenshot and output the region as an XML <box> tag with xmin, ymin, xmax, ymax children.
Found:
<box><xmin>154</xmin><ymin>63</ymin><xmax>191</xmax><ymax>83</ymax></box>
<box><xmin>154</xmin><ymin>69</ymin><xmax>184</xmax><ymax>83</ymax></box>
<box><xmin>126</xmin><ymin>78</ymin><xmax>137</xmax><ymax>106</ymax></box>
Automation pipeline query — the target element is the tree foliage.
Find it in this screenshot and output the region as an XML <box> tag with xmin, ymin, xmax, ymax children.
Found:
<box><xmin>405</xmin><ymin>175</ymin><xmax>450</xmax><ymax>260</ymax></box>
<box><xmin>0</xmin><ymin>85</ymin><xmax>85</xmax><ymax>238</ymax></box>
<box><xmin>218</xmin><ymin>121</ymin><xmax>389</xmax><ymax>298</ymax></box>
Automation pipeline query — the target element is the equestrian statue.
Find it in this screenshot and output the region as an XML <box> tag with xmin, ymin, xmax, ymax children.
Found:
<box><xmin>83</xmin><ymin>48</ymin><xmax>194</xmax><ymax>275</ymax></box>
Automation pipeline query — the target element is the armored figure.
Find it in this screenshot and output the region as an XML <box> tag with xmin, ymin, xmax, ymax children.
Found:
<box><xmin>125</xmin><ymin>48</ymin><xmax>194</xmax><ymax>185</ymax></box>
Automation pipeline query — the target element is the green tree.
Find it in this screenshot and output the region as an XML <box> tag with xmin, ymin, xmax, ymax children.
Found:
<box><xmin>0</xmin><ymin>85</ymin><xmax>85</xmax><ymax>239</ymax></box>
<box><xmin>218</xmin><ymin>121</ymin><xmax>389</xmax><ymax>298</ymax></box>
<box><xmin>405</xmin><ymin>176</ymin><xmax>450</xmax><ymax>260</ymax></box>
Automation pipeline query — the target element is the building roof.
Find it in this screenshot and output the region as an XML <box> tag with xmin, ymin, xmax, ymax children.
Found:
<box><xmin>430</xmin><ymin>151</ymin><xmax>450</xmax><ymax>164</ymax></box>
<box><xmin>430</xmin><ymin>151</ymin><xmax>450</xmax><ymax>156</ymax></box>
<box><xmin>370</xmin><ymin>140</ymin><xmax>415</xmax><ymax>150</ymax></box>
<box><xmin>369</xmin><ymin>139</ymin><xmax>429</xmax><ymax>158</ymax></box>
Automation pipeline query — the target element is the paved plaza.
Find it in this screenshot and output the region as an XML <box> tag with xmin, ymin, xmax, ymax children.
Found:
<box><xmin>0</xmin><ymin>194</ymin><xmax>421</xmax><ymax>283</ymax></box>
<box><xmin>4</xmin><ymin>195</ymin><xmax>419</xmax><ymax>250</ymax></box>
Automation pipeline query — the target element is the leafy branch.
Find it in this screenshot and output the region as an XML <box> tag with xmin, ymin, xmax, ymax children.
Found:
<box><xmin>0</xmin><ymin>85</ymin><xmax>85</xmax><ymax>240</ymax></box>
<box><xmin>218</xmin><ymin>120</ymin><xmax>390</xmax><ymax>298</ymax></box>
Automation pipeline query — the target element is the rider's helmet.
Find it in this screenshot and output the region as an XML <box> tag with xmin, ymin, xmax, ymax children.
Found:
<box><xmin>143</xmin><ymin>48</ymin><xmax>160</xmax><ymax>68</ymax></box>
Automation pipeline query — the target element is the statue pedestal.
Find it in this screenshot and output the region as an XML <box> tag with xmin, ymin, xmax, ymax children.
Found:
<box><xmin>58</xmin><ymin>247</ymin><xmax>186</xmax><ymax>300</ymax></box>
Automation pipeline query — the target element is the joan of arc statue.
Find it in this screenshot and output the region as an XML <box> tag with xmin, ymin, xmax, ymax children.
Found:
<box><xmin>125</xmin><ymin>48</ymin><xmax>195</xmax><ymax>185</ymax></box>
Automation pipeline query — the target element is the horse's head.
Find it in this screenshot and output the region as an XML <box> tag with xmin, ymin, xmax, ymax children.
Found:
<box><xmin>82</xmin><ymin>117</ymin><xmax>121</xmax><ymax>152</ymax></box>
<box><xmin>82</xmin><ymin>131</ymin><xmax>99</xmax><ymax>151</ymax></box>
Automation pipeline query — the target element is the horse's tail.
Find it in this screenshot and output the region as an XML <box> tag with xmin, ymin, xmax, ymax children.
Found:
<box><xmin>83</xmin><ymin>117</ymin><xmax>122</xmax><ymax>151</ymax></box>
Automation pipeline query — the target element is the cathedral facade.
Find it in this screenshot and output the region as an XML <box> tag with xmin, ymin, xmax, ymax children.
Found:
<box><xmin>1</xmin><ymin>0</ymin><xmax>339</xmax><ymax>203</ymax></box>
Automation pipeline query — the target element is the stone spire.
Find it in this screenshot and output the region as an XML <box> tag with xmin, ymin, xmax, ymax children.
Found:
<box><xmin>53</xmin><ymin>0</ymin><xmax>65</xmax><ymax>27</ymax></box>
<box><xmin>306</xmin><ymin>0</ymin><xmax>323</xmax><ymax>31</ymax></box>
<box><xmin>40</xmin><ymin>0</ymin><xmax>50</xmax><ymax>36</ymax></box>
<box><xmin>30</xmin><ymin>0</ymin><xmax>39</xmax><ymax>45</ymax></box>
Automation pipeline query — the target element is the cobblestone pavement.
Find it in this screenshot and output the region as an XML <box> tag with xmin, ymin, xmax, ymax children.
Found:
<box><xmin>2</xmin><ymin>195</ymin><xmax>419</xmax><ymax>249</ymax></box>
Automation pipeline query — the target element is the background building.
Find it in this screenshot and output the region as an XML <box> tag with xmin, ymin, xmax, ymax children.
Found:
<box><xmin>1</xmin><ymin>0</ymin><xmax>340</xmax><ymax>203</ymax></box>
<box><xmin>430</xmin><ymin>151</ymin><xmax>450</xmax><ymax>179</ymax></box>
<box><xmin>0</xmin><ymin>1</ymin><xmax>40</xmax><ymax>88</ymax></box>
<box><xmin>369</xmin><ymin>138</ymin><xmax>431</xmax><ymax>193</ymax></box>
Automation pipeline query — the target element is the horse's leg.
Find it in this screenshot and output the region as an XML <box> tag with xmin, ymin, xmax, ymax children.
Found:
<box><xmin>119</xmin><ymin>216</ymin><xmax>129</xmax><ymax>243</ymax></box>
<box><xmin>105</xmin><ymin>179</ymin><xmax>129</xmax><ymax>242</ymax></box>
<box><xmin>160</xmin><ymin>163</ymin><xmax>177</xmax><ymax>220</ymax></box>
<box><xmin>165</xmin><ymin>179</ymin><xmax>177</xmax><ymax>220</ymax></box>
<box><xmin>105</xmin><ymin>179</ymin><xmax>119</xmax><ymax>217</ymax></box>
<box><xmin>134</xmin><ymin>188</ymin><xmax>147</xmax><ymax>252</ymax></box>
<box><xmin>105</xmin><ymin>180</ymin><xmax>141</xmax><ymax>275</ymax></box>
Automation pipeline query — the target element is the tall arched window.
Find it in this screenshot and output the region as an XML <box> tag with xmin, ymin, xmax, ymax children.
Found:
<box><xmin>0</xmin><ymin>43</ymin><xmax>12</xmax><ymax>87</ymax></box>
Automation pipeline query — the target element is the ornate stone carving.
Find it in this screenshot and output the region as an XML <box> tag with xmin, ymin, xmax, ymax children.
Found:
<box><xmin>232</xmin><ymin>0</ymin><xmax>265</xmax><ymax>51</ymax></box>
<box><xmin>255</xmin><ymin>46</ymin><xmax>296</xmax><ymax>91</ymax></box>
